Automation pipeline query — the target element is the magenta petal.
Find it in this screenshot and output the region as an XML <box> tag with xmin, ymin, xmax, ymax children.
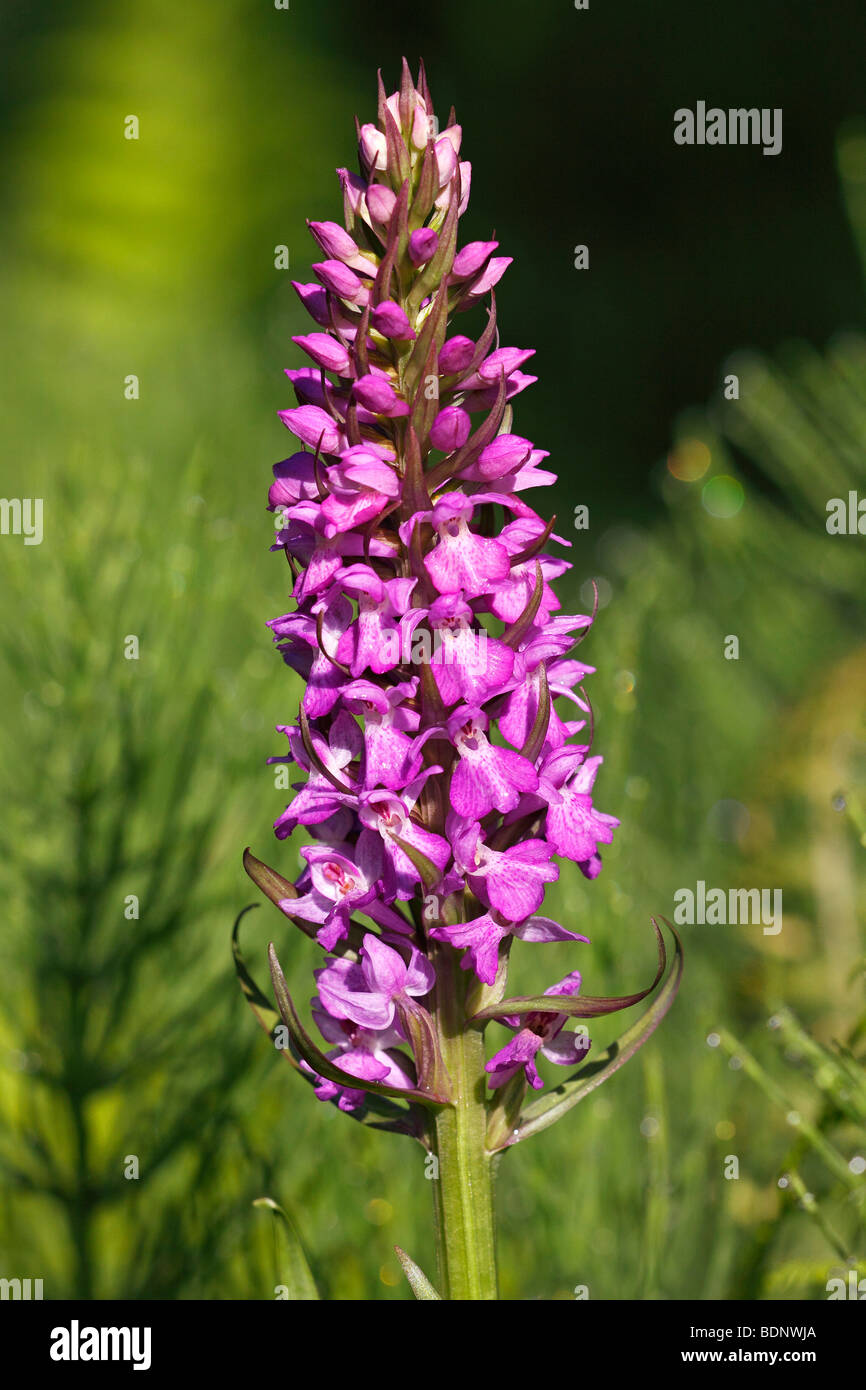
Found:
<box><xmin>541</xmin><ymin>1032</ymin><xmax>591</xmax><ymax>1067</ymax></box>
<box><xmin>361</xmin><ymin>934</ymin><xmax>407</xmax><ymax>998</ymax></box>
<box><xmin>371</xmin><ymin>300</ymin><xmax>416</xmax><ymax>340</ymax></box>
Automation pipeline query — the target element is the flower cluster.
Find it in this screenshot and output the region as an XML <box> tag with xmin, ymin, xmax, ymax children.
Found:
<box><xmin>260</xmin><ymin>61</ymin><xmax>619</xmax><ymax>1113</ymax></box>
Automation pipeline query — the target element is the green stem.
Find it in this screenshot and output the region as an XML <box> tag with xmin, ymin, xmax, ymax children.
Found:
<box><xmin>428</xmin><ymin>941</ymin><xmax>499</xmax><ymax>1300</ymax></box>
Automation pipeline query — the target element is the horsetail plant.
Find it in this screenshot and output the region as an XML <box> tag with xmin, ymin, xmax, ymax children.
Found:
<box><xmin>238</xmin><ymin>59</ymin><xmax>683</xmax><ymax>1301</ymax></box>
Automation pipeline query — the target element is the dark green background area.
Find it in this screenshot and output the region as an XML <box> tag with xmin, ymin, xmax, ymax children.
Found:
<box><xmin>0</xmin><ymin>0</ymin><xmax>863</xmax><ymax>1302</ymax></box>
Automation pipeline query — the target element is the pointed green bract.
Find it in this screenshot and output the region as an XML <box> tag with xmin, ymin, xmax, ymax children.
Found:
<box><xmin>499</xmin><ymin>921</ymin><xmax>683</xmax><ymax>1148</ymax></box>
<box><xmin>474</xmin><ymin>919</ymin><xmax>668</xmax><ymax>1022</ymax></box>
<box><xmin>394</xmin><ymin>1245</ymin><xmax>442</xmax><ymax>1299</ymax></box>
<box><xmin>232</xmin><ymin>903</ymin><xmax>295</xmax><ymax>1059</ymax></box>
<box><xmin>253</xmin><ymin>1197</ymin><xmax>320</xmax><ymax>1301</ymax></box>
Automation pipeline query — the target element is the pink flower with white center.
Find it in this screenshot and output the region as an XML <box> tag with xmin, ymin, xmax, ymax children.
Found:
<box><xmin>447</xmin><ymin>815</ymin><xmax>559</xmax><ymax>920</ymax></box>
<box><xmin>485</xmin><ymin>971</ymin><xmax>591</xmax><ymax>1090</ymax></box>
<box><xmin>428</xmin><ymin>593</ymin><xmax>514</xmax><ymax>706</ymax></box>
<box><xmin>358</xmin><ymin>782</ymin><xmax>450</xmax><ymax>900</ymax></box>
<box><xmin>539</xmin><ymin>751</ymin><xmax>620</xmax><ymax>876</ymax></box>
<box><xmin>341</xmin><ymin>678</ymin><xmax>423</xmax><ymax>791</ymax></box>
<box><xmin>271</xmin><ymin>710</ymin><xmax>361</xmax><ymax>838</ymax></box>
<box><xmin>423</xmin><ymin>493</ymin><xmax>510</xmax><ymax>598</ymax></box>
<box><xmin>245</xmin><ymin>68</ymin><xmax>666</xmax><ymax>1236</ymax></box>
<box><xmin>315</xmin><ymin>935</ymin><xmax>435</xmax><ymax>1031</ymax></box>
<box><xmin>495</xmin><ymin>618</ymin><xmax>593</xmax><ymax>751</ymax></box>
<box><xmin>287</xmin><ymin>842</ymin><xmax>410</xmax><ymax>951</ymax></box>
<box><xmin>447</xmin><ymin>705</ymin><xmax>538</xmax><ymax>819</ymax></box>
<box><xmin>268</xmin><ymin>596</ymin><xmax>353</xmax><ymax>718</ymax></box>
<box><xmin>334</xmin><ymin>565</ymin><xmax>423</xmax><ymax>677</ymax></box>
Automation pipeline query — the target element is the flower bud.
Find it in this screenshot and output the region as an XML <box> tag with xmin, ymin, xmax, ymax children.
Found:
<box><xmin>354</xmin><ymin>374</ymin><xmax>410</xmax><ymax>417</ymax></box>
<box><xmin>434</xmin><ymin>135</ymin><xmax>458</xmax><ymax>187</ymax></box>
<box><xmin>409</xmin><ymin>227</ymin><xmax>438</xmax><ymax>266</ymax></box>
<box><xmin>476</xmin><ymin>433</ymin><xmax>534</xmax><ymax>478</ymax></box>
<box><xmin>277</xmin><ymin>404</ymin><xmax>343</xmax><ymax>455</ymax></box>
<box><xmin>430</xmin><ymin>406</ymin><xmax>471</xmax><ymax>452</ymax></box>
<box><xmin>452</xmin><ymin>240</ymin><xmax>498</xmax><ymax>280</ymax></box>
<box><xmin>370</xmin><ymin>300</ymin><xmax>416</xmax><ymax>340</ymax></box>
<box><xmin>308</xmin><ymin>221</ymin><xmax>360</xmax><ymax>263</ymax></box>
<box><xmin>366</xmin><ymin>183</ymin><xmax>397</xmax><ymax>226</ymax></box>
<box><xmin>313</xmin><ymin>260</ymin><xmax>364</xmax><ymax>300</ymax></box>
<box><xmin>359</xmin><ymin>123</ymin><xmax>387</xmax><ymax>172</ymax></box>
<box><xmin>438</xmin><ymin>335</ymin><xmax>475</xmax><ymax>374</ymax></box>
<box><xmin>292</xmin><ymin>333</ymin><xmax>352</xmax><ymax>375</ymax></box>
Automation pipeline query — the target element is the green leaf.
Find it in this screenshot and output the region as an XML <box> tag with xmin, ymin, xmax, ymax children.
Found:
<box><xmin>485</xmin><ymin>1068</ymin><xmax>526</xmax><ymax>1154</ymax></box>
<box><xmin>253</xmin><ymin>1197</ymin><xmax>320</xmax><ymax>1301</ymax></box>
<box><xmin>474</xmin><ymin>917</ymin><xmax>667</xmax><ymax>1022</ymax></box>
<box><xmin>405</xmin><ymin>272</ymin><xmax>448</xmax><ymax>393</ymax></box>
<box><xmin>461</xmin><ymin>292</ymin><xmax>498</xmax><ymax>377</ymax></box>
<box><xmin>243</xmin><ymin>847</ymin><xmax>299</xmax><ymax>911</ymax></box>
<box><xmin>232</xmin><ymin>903</ymin><xmax>291</xmax><ymax>1051</ymax></box>
<box><xmin>268</xmin><ymin>943</ymin><xmax>448</xmax><ymax>1107</ymax></box>
<box><xmin>233</xmin><ymin>910</ymin><xmax>414</xmax><ymax>1133</ymax></box>
<box><xmin>382</xmin><ymin>108</ymin><xmax>410</xmax><ymax>188</ymax></box>
<box><xmin>394</xmin><ymin>1245</ymin><xmax>442</xmax><ymax>1299</ymax></box>
<box><xmin>498</xmin><ymin>919</ymin><xmax>683</xmax><ymax>1148</ymax></box>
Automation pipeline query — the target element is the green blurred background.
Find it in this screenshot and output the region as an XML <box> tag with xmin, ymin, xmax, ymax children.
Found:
<box><xmin>0</xmin><ymin>0</ymin><xmax>864</xmax><ymax>1300</ymax></box>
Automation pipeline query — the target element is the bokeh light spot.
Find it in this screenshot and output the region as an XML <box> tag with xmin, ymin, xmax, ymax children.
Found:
<box><xmin>667</xmin><ymin>438</ymin><xmax>711</xmax><ymax>481</ymax></box>
<box><xmin>702</xmin><ymin>474</ymin><xmax>744</xmax><ymax>518</ymax></box>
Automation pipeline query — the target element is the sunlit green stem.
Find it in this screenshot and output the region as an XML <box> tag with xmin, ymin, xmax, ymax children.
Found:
<box><xmin>428</xmin><ymin>941</ymin><xmax>498</xmax><ymax>1300</ymax></box>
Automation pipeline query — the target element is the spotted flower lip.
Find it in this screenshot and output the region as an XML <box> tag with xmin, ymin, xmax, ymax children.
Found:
<box><xmin>485</xmin><ymin>970</ymin><xmax>591</xmax><ymax>1089</ymax></box>
<box><xmin>255</xmin><ymin>58</ymin><xmax>620</xmax><ymax>1114</ymax></box>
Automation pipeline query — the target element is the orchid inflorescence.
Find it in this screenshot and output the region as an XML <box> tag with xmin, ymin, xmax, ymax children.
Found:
<box><xmin>240</xmin><ymin>59</ymin><xmax>681</xmax><ymax>1300</ymax></box>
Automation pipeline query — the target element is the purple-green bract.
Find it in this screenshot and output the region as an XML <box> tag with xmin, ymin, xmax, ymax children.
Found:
<box><xmin>261</xmin><ymin>61</ymin><xmax>619</xmax><ymax>1113</ymax></box>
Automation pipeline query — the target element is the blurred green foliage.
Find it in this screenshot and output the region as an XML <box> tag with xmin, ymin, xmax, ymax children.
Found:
<box><xmin>0</xmin><ymin>2</ymin><xmax>863</xmax><ymax>1300</ymax></box>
